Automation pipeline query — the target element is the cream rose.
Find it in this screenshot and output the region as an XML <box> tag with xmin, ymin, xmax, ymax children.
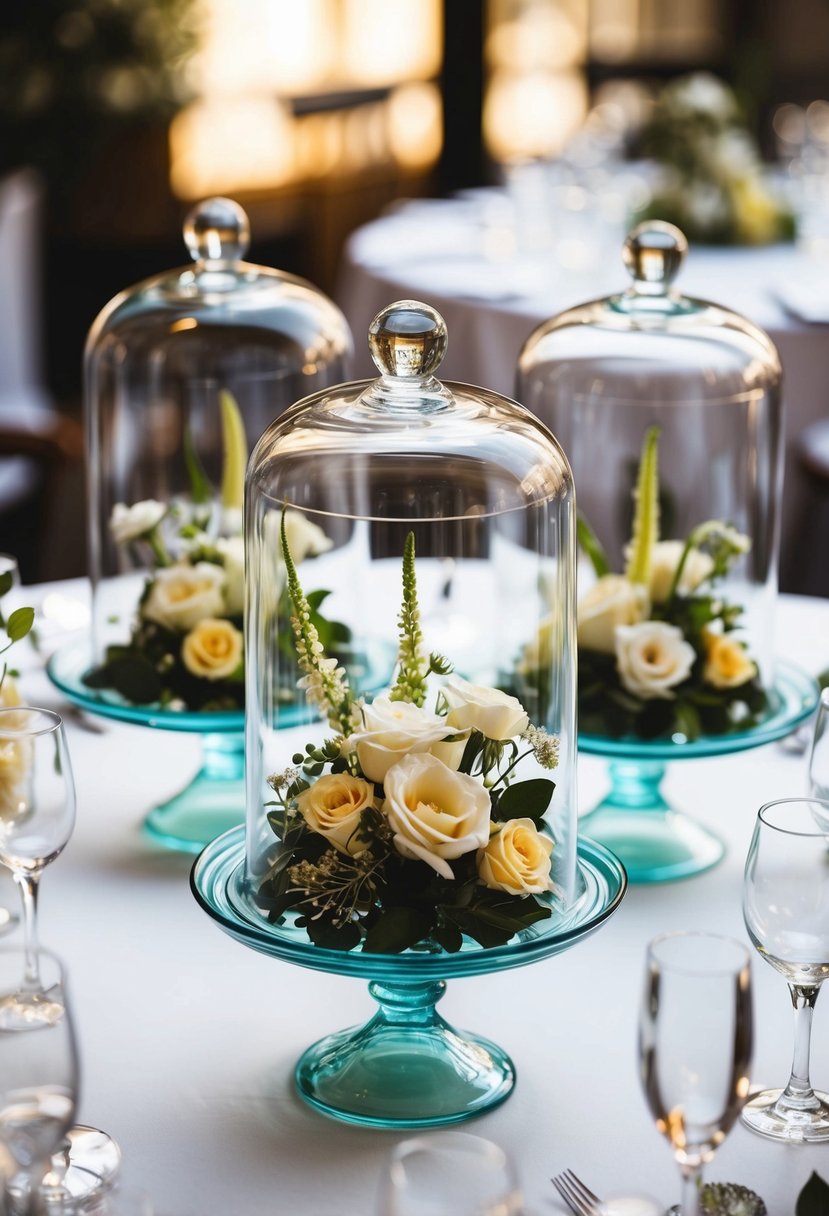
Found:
<box><xmin>703</xmin><ymin>632</ymin><xmax>757</xmax><ymax>689</ymax></box>
<box><xmin>349</xmin><ymin>695</ymin><xmax>456</xmax><ymax>783</ymax></box>
<box><xmin>645</xmin><ymin>541</ymin><xmax>715</xmax><ymax>603</ymax></box>
<box><xmin>296</xmin><ymin>773</ymin><xmax>375</xmax><ymax>855</ymax></box>
<box><xmin>477</xmin><ymin>818</ymin><xmax>553</xmax><ymax>895</ymax></box>
<box><xmin>577</xmin><ymin>575</ymin><xmax>649</xmax><ymax>654</ymax></box>
<box><xmin>143</xmin><ymin>562</ymin><xmax>226</xmax><ymax>632</ymax></box>
<box><xmin>181</xmin><ymin>618</ymin><xmax>243</xmax><ymax>680</ymax></box>
<box><xmin>216</xmin><ymin>536</ymin><xmax>245</xmax><ymax>616</ymax></box>
<box><xmin>615</xmin><ymin>621</ymin><xmax>696</xmax><ymax>700</ymax></box>
<box><xmin>110</xmin><ymin>499</ymin><xmax>167</xmax><ymax>545</ymax></box>
<box><xmin>278</xmin><ymin>509</ymin><xmax>333</xmax><ymax>565</ymax></box>
<box><xmin>382</xmin><ymin>752</ymin><xmax>492</xmax><ymax>879</ymax></box>
<box><xmin>443</xmin><ymin>675</ymin><xmax>528</xmax><ymax>741</ymax></box>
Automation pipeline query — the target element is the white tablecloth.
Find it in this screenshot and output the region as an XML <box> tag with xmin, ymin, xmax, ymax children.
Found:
<box><xmin>337</xmin><ymin>198</ymin><xmax>829</xmax><ymax>587</ymax></box>
<box><xmin>10</xmin><ymin>581</ymin><xmax>829</xmax><ymax>1215</ymax></box>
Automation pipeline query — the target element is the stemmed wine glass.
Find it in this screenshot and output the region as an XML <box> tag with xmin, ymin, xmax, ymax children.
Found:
<box><xmin>0</xmin><ymin>945</ymin><xmax>79</xmax><ymax>1215</ymax></box>
<box><xmin>376</xmin><ymin>1132</ymin><xmax>524</xmax><ymax>1216</ymax></box>
<box><xmin>638</xmin><ymin>932</ymin><xmax>753</xmax><ymax>1216</ymax></box>
<box><xmin>808</xmin><ymin>688</ymin><xmax>829</xmax><ymax>798</ymax></box>
<box><xmin>742</xmin><ymin>796</ymin><xmax>829</xmax><ymax>1141</ymax></box>
<box><xmin>0</xmin><ymin>707</ymin><xmax>75</xmax><ymax>988</ymax></box>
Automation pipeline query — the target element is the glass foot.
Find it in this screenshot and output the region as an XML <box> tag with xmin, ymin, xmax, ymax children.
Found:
<box><xmin>580</xmin><ymin>761</ymin><xmax>725</xmax><ymax>883</ymax></box>
<box><xmin>295</xmin><ymin>979</ymin><xmax>515</xmax><ymax>1128</ymax></box>
<box><xmin>143</xmin><ymin>732</ymin><xmax>245</xmax><ymax>854</ymax></box>
<box><xmin>12</xmin><ymin>1125</ymin><xmax>122</xmax><ymax>1210</ymax></box>
<box><xmin>740</xmin><ymin>1086</ymin><xmax>829</xmax><ymax>1142</ymax></box>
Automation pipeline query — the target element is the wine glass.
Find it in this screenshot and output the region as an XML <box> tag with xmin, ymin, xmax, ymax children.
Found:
<box><xmin>742</xmin><ymin>796</ymin><xmax>829</xmax><ymax>1141</ymax></box>
<box><xmin>0</xmin><ymin>707</ymin><xmax>75</xmax><ymax>989</ymax></box>
<box><xmin>376</xmin><ymin>1131</ymin><xmax>523</xmax><ymax>1216</ymax></box>
<box><xmin>638</xmin><ymin>932</ymin><xmax>753</xmax><ymax>1216</ymax></box>
<box><xmin>808</xmin><ymin>688</ymin><xmax>829</xmax><ymax>798</ymax></box>
<box><xmin>0</xmin><ymin>945</ymin><xmax>78</xmax><ymax>1215</ymax></box>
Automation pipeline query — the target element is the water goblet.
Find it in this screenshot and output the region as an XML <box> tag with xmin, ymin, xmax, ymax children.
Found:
<box><xmin>376</xmin><ymin>1131</ymin><xmax>523</xmax><ymax>1216</ymax></box>
<box><xmin>742</xmin><ymin>796</ymin><xmax>829</xmax><ymax>1141</ymax></box>
<box><xmin>0</xmin><ymin>945</ymin><xmax>79</xmax><ymax>1215</ymax></box>
<box><xmin>0</xmin><ymin>708</ymin><xmax>75</xmax><ymax>989</ymax></box>
<box><xmin>807</xmin><ymin>688</ymin><xmax>829</xmax><ymax>798</ymax></box>
<box><xmin>639</xmin><ymin>931</ymin><xmax>753</xmax><ymax>1216</ymax></box>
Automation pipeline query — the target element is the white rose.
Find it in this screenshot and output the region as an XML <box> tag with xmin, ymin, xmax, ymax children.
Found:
<box><xmin>382</xmin><ymin>752</ymin><xmax>492</xmax><ymax>879</ymax></box>
<box><xmin>110</xmin><ymin>500</ymin><xmax>167</xmax><ymax>545</ymax></box>
<box><xmin>349</xmin><ymin>695</ymin><xmax>455</xmax><ymax>783</ymax></box>
<box><xmin>216</xmin><ymin>536</ymin><xmax>245</xmax><ymax>616</ymax></box>
<box><xmin>142</xmin><ymin>562</ymin><xmax>226</xmax><ymax>632</ymax></box>
<box><xmin>221</xmin><ymin>506</ymin><xmax>244</xmax><ymax>537</ymax></box>
<box><xmin>278</xmin><ymin>509</ymin><xmax>333</xmax><ymax>565</ymax></box>
<box><xmin>296</xmin><ymin>772</ymin><xmax>375</xmax><ymax>856</ymax></box>
<box><xmin>477</xmin><ymin>818</ymin><xmax>553</xmax><ymax>895</ymax></box>
<box><xmin>443</xmin><ymin>675</ymin><xmax>528</xmax><ymax>741</ymax></box>
<box><xmin>645</xmin><ymin>541</ymin><xmax>714</xmax><ymax>604</ymax></box>
<box><xmin>578</xmin><ymin>574</ymin><xmax>649</xmax><ymax>654</ymax></box>
<box><xmin>615</xmin><ymin>621</ymin><xmax>696</xmax><ymax>700</ymax></box>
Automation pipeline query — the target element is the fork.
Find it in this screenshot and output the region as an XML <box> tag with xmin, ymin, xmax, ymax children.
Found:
<box><xmin>552</xmin><ymin>1169</ymin><xmax>602</xmax><ymax>1216</ymax></box>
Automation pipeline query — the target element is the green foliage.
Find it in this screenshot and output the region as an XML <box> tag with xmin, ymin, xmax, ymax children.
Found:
<box><xmin>494</xmin><ymin>778</ymin><xmax>555</xmax><ymax>824</ymax></box>
<box><xmin>625</xmin><ymin>426</ymin><xmax>660</xmax><ymax>586</ymax></box>
<box><xmin>796</xmin><ymin>1172</ymin><xmax>829</xmax><ymax>1216</ymax></box>
<box><xmin>576</xmin><ymin>515</ymin><xmax>610</xmax><ymax>578</ymax></box>
<box><xmin>5</xmin><ymin>607</ymin><xmax>34</xmax><ymax>643</ymax></box>
<box><xmin>183</xmin><ymin>427</ymin><xmax>213</xmax><ymax>506</ymax></box>
<box><xmin>389</xmin><ymin>532</ymin><xmax>429</xmax><ymax>706</ymax></box>
<box><xmin>700</xmin><ymin>1182</ymin><xmax>766</xmax><ymax>1215</ymax></box>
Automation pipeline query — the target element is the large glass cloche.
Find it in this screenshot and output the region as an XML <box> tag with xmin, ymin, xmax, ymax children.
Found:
<box><xmin>244</xmin><ymin>300</ymin><xmax>581</xmax><ymax>949</ymax></box>
<box><xmin>518</xmin><ymin>221</ymin><xmax>782</xmax><ymax>744</ymax></box>
<box><xmin>84</xmin><ymin>196</ymin><xmax>352</xmax><ymax>705</ymax></box>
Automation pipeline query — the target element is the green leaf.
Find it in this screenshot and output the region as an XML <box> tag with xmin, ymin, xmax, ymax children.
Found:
<box><xmin>496</xmin><ymin>778</ymin><xmax>555</xmax><ymax>823</ymax></box>
<box><xmin>5</xmin><ymin>606</ymin><xmax>34</xmax><ymax>642</ymax></box>
<box><xmin>433</xmin><ymin>918</ymin><xmax>463</xmax><ymax>953</ymax></box>
<box><xmin>305</xmin><ymin>916</ymin><xmax>361</xmax><ymax>952</ymax></box>
<box><xmin>625</xmin><ymin>425</ymin><xmax>660</xmax><ymax>586</ymax></box>
<box><xmin>183</xmin><ymin>426</ymin><xmax>213</xmax><ymax>505</ymax></box>
<box><xmin>576</xmin><ymin>514</ymin><xmax>610</xmax><ymax>578</ymax></box>
<box><xmin>220</xmin><ymin>389</ymin><xmax>248</xmax><ymax>510</ymax></box>
<box><xmin>673</xmin><ymin>700</ymin><xmax>701</xmax><ymax>742</ymax></box>
<box><xmin>797</xmin><ymin>1172</ymin><xmax>829</xmax><ymax>1216</ymax></box>
<box><xmin>363</xmin><ymin>907</ymin><xmax>434</xmax><ymax>954</ymax></box>
<box><xmin>0</xmin><ymin>571</ymin><xmax>13</xmax><ymax>599</ymax></box>
<box><xmin>83</xmin><ymin>653</ymin><xmax>163</xmax><ymax>704</ymax></box>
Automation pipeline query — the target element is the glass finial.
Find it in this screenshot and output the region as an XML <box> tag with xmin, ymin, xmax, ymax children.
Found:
<box><xmin>183</xmin><ymin>197</ymin><xmax>251</xmax><ymax>265</ymax></box>
<box><xmin>368</xmin><ymin>300</ymin><xmax>448</xmax><ymax>378</ymax></box>
<box><xmin>623</xmin><ymin>221</ymin><xmax>687</xmax><ymax>295</ymax></box>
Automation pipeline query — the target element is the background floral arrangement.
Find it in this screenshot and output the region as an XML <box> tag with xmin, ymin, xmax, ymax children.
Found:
<box><xmin>635</xmin><ymin>72</ymin><xmax>794</xmax><ymax>245</ymax></box>
<box><xmin>572</xmin><ymin>427</ymin><xmax>767</xmax><ymax>741</ymax></box>
<box><xmin>257</xmin><ymin>524</ymin><xmax>560</xmax><ymax>955</ymax></box>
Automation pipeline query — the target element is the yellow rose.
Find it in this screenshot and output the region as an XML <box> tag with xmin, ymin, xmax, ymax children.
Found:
<box><xmin>477</xmin><ymin>818</ymin><xmax>553</xmax><ymax>895</ymax></box>
<box><xmin>181</xmin><ymin>618</ymin><xmax>243</xmax><ymax>681</ymax></box>
<box><xmin>143</xmin><ymin>562</ymin><xmax>226</xmax><ymax>632</ymax></box>
<box><xmin>703</xmin><ymin>632</ymin><xmax>756</xmax><ymax>689</ymax></box>
<box><xmin>296</xmin><ymin>773</ymin><xmax>375</xmax><ymax>855</ymax></box>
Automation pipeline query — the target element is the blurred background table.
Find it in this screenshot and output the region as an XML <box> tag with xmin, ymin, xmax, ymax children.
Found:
<box><xmin>13</xmin><ymin>578</ymin><xmax>829</xmax><ymax>1215</ymax></box>
<box><xmin>338</xmin><ymin>194</ymin><xmax>829</xmax><ymax>596</ymax></box>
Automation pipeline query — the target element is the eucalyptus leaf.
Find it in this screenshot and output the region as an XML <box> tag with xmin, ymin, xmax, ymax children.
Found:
<box><xmin>305</xmin><ymin>916</ymin><xmax>361</xmax><ymax>952</ymax></box>
<box><xmin>5</xmin><ymin>606</ymin><xmax>34</xmax><ymax>642</ymax></box>
<box><xmin>496</xmin><ymin>778</ymin><xmax>554</xmax><ymax>823</ymax></box>
<box><xmin>0</xmin><ymin>571</ymin><xmax>13</xmax><ymax>599</ymax></box>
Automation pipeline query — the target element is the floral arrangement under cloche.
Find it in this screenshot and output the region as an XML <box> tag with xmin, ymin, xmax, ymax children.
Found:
<box><xmin>258</xmin><ymin>522</ymin><xmax>560</xmax><ymax>955</ymax></box>
<box><xmin>526</xmin><ymin>428</ymin><xmax>767</xmax><ymax>742</ymax></box>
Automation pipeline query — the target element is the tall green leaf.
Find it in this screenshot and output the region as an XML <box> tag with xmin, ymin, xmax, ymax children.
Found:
<box><xmin>625</xmin><ymin>426</ymin><xmax>660</xmax><ymax>587</ymax></box>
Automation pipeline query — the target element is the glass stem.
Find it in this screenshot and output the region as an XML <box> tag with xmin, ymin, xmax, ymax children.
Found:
<box><xmin>781</xmin><ymin>984</ymin><xmax>820</xmax><ymax>1108</ymax></box>
<box><xmin>679</xmin><ymin>1163</ymin><xmax>702</xmax><ymax>1216</ymax></box>
<box><xmin>13</xmin><ymin>870</ymin><xmax>41</xmax><ymax>988</ymax></box>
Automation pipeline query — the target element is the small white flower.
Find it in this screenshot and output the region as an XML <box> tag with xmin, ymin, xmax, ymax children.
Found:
<box><xmin>110</xmin><ymin>500</ymin><xmax>167</xmax><ymax>545</ymax></box>
<box><xmin>615</xmin><ymin>621</ymin><xmax>696</xmax><ymax>700</ymax></box>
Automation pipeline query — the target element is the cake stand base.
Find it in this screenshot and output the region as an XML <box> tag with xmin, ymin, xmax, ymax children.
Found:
<box><xmin>143</xmin><ymin>732</ymin><xmax>245</xmax><ymax>854</ymax></box>
<box><xmin>579</xmin><ymin>761</ymin><xmax>724</xmax><ymax>884</ymax></box>
<box><xmin>295</xmin><ymin>979</ymin><xmax>514</xmax><ymax>1128</ymax></box>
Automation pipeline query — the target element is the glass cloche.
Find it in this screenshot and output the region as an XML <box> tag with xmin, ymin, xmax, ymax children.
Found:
<box><xmin>244</xmin><ymin>299</ymin><xmax>581</xmax><ymax>948</ymax></box>
<box><xmin>518</xmin><ymin>221</ymin><xmax>782</xmax><ymax>746</ymax></box>
<box><xmin>83</xmin><ymin>196</ymin><xmax>352</xmax><ymax>708</ymax></box>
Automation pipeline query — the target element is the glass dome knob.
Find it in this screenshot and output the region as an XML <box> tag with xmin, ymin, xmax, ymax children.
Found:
<box><xmin>183</xmin><ymin>197</ymin><xmax>251</xmax><ymax>265</ymax></box>
<box><xmin>622</xmin><ymin>221</ymin><xmax>687</xmax><ymax>294</ymax></box>
<box><xmin>368</xmin><ymin>300</ymin><xmax>448</xmax><ymax>378</ymax></box>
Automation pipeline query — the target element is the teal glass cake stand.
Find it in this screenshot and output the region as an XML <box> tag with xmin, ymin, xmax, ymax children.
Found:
<box><xmin>578</xmin><ymin>660</ymin><xmax>818</xmax><ymax>885</ymax></box>
<box><xmin>47</xmin><ymin>640</ymin><xmax>245</xmax><ymax>853</ymax></box>
<box><xmin>191</xmin><ymin>825</ymin><xmax>627</xmax><ymax>1129</ymax></box>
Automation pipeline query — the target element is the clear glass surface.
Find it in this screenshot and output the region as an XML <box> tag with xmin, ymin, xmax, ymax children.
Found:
<box><xmin>639</xmin><ymin>932</ymin><xmax>753</xmax><ymax>1216</ymax></box>
<box><xmin>808</xmin><ymin>687</ymin><xmax>829</xmax><ymax>799</ymax></box>
<box><xmin>742</xmin><ymin>796</ymin><xmax>829</xmax><ymax>1141</ymax></box>
<box><xmin>518</xmin><ymin>221</ymin><xmax>782</xmax><ymax>688</ymax></box>
<box><xmin>376</xmin><ymin>1132</ymin><xmax>522</xmax><ymax>1216</ymax></box>
<box><xmin>0</xmin><ymin>947</ymin><xmax>78</xmax><ymax>1216</ymax></box>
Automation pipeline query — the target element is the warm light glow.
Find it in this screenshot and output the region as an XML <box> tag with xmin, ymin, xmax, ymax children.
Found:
<box><xmin>341</xmin><ymin>0</ymin><xmax>442</xmax><ymax>87</ymax></box>
<box><xmin>194</xmin><ymin>0</ymin><xmax>337</xmax><ymax>95</ymax></box>
<box><xmin>170</xmin><ymin>97</ymin><xmax>296</xmax><ymax>199</ymax></box>
<box><xmin>589</xmin><ymin>0</ymin><xmax>640</xmax><ymax>61</ymax></box>
<box><xmin>388</xmin><ymin>83</ymin><xmax>443</xmax><ymax>170</ymax></box>
<box><xmin>484</xmin><ymin>69</ymin><xmax>588</xmax><ymax>161</ymax></box>
<box><xmin>487</xmin><ymin>0</ymin><xmax>586</xmax><ymax>71</ymax></box>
